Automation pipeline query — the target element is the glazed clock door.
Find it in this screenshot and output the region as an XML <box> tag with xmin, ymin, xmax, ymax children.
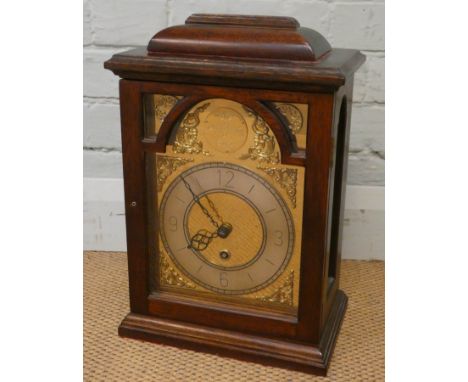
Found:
<box><xmin>144</xmin><ymin>96</ymin><xmax>308</xmax><ymax>318</ymax></box>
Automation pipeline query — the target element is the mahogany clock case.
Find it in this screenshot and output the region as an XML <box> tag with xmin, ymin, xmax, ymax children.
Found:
<box><xmin>104</xmin><ymin>14</ymin><xmax>365</xmax><ymax>375</ymax></box>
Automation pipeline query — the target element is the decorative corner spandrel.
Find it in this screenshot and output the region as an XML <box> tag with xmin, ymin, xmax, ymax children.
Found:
<box><xmin>259</xmin><ymin>167</ymin><xmax>297</xmax><ymax>208</ymax></box>
<box><xmin>275</xmin><ymin>103</ymin><xmax>303</xmax><ymax>133</ymax></box>
<box><xmin>173</xmin><ymin>103</ymin><xmax>210</xmax><ymax>155</ymax></box>
<box><xmin>154</xmin><ymin>95</ymin><xmax>181</xmax><ymax>122</ymax></box>
<box><xmin>156</xmin><ymin>155</ymin><xmax>193</xmax><ymax>192</ymax></box>
<box><xmin>159</xmin><ymin>252</ymin><xmax>196</xmax><ymax>289</ymax></box>
<box><xmin>259</xmin><ymin>270</ymin><xmax>294</xmax><ymax>306</ymax></box>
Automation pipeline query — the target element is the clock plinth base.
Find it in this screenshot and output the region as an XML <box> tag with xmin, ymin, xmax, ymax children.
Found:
<box><xmin>118</xmin><ymin>290</ymin><xmax>347</xmax><ymax>375</ymax></box>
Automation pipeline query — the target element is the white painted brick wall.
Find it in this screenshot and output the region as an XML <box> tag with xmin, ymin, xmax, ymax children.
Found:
<box><xmin>353</xmin><ymin>52</ymin><xmax>385</xmax><ymax>104</ymax></box>
<box><xmin>84</xmin><ymin>150</ymin><xmax>123</xmax><ymax>178</ymax></box>
<box><xmin>350</xmin><ymin>104</ymin><xmax>384</xmax><ymax>155</ymax></box>
<box><xmin>329</xmin><ymin>2</ymin><xmax>385</xmax><ymax>50</ymax></box>
<box><xmin>91</xmin><ymin>0</ymin><xmax>168</xmax><ymax>46</ymax></box>
<box><xmin>169</xmin><ymin>0</ymin><xmax>330</xmax><ymax>34</ymax></box>
<box><xmin>83</xmin><ymin>101</ymin><xmax>121</xmax><ymax>149</ymax></box>
<box><xmin>83</xmin><ymin>0</ymin><xmax>93</xmax><ymax>46</ymax></box>
<box><xmin>84</xmin><ymin>0</ymin><xmax>385</xmax><ymax>186</ymax></box>
<box><xmin>84</xmin><ymin>47</ymin><xmax>122</xmax><ymax>98</ymax></box>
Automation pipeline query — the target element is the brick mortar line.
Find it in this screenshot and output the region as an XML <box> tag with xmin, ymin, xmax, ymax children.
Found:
<box><xmin>84</xmin><ymin>44</ymin><xmax>141</xmax><ymax>50</ymax></box>
<box><xmin>324</xmin><ymin>0</ymin><xmax>385</xmax><ymax>2</ymax></box>
<box><xmin>353</xmin><ymin>101</ymin><xmax>385</xmax><ymax>106</ymax></box>
<box><xmin>349</xmin><ymin>148</ymin><xmax>385</xmax><ymax>159</ymax></box>
<box><xmin>84</xmin><ymin>96</ymin><xmax>120</xmax><ymax>104</ymax></box>
<box><xmin>84</xmin><ymin>147</ymin><xmax>122</xmax><ymax>153</ymax></box>
<box><xmin>166</xmin><ymin>0</ymin><xmax>173</xmax><ymax>27</ymax></box>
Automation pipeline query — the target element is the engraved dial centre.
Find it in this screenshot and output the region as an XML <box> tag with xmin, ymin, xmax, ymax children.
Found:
<box><xmin>186</xmin><ymin>191</ymin><xmax>264</xmax><ymax>268</ymax></box>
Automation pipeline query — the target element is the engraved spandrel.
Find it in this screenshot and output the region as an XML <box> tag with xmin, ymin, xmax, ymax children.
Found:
<box><xmin>160</xmin><ymin>252</ymin><xmax>196</xmax><ymax>289</ymax></box>
<box><xmin>273</xmin><ymin>102</ymin><xmax>308</xmax><ymax>150</ymax></box>
<box><xmin>154</xmin><ymin>95</ymin><xmax>181</xmax><ymax>121</ymax></box>
<box><xmin>275</xmin><ymin>103</ymin><xmax>303</xmax><ymax>133</ymax></box>
<box><xmin>240</xmin><ymin>106</ymin><xmax>280</xmax><ymax>165</ymax></box>
<box><xmin>156</xmin><ymin>155</ymin><xmax>193</xmax><ymax>192</ymax></box>
<box><xmin>173</xmin><ymin>103</ymin><xmax>210</xmax><ymax>155</ymax></box>
<box><xmin>258</xmin><ymin>270</ymin><xmax>294</xmax><ymax>306</ymax></box>
<box><xmin>259</xmin><ymin>167</ymin><xmax>297</xmax><ymax>208</ymax></box>
<box><xmin>144</xmin><ymin>94</ymin><xmax>182</xmax><ymax>137</ymax></box>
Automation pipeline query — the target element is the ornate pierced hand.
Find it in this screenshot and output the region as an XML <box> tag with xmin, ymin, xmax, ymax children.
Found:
<box><xmin>188</xmin><ymin>229</ymin><xmax>218</xmax><ymax>251</ymax></box>
<box><xmin>181</xmin><ymin>176</ymin><xmax>233</xmax><ymax>251</ymax></box>
<box><xmin>188</xmin><ymin>223</ymin><xmax>233</xmax><ymax>251</ymax></box>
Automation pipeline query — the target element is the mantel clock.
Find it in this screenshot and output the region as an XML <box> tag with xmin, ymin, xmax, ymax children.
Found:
<box><xmin>104</xmin><ymin>14</ymin><xmax>365</xmax><ymax>375</ymax></box>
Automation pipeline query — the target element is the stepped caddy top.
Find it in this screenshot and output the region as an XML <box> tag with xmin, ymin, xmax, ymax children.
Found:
<box><xmin>104</xmin><ymin>14</ymin><xmax>365</xmax><ymax>89</ymax></box>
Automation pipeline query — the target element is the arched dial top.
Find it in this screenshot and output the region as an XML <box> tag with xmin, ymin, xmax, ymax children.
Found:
<box><xmin>151</xmin><ymin>96</ymin><xmax>303</xmax><ymax>165</ymax></box>
<box><xmin>159</xmin><ymin>162</ymin><xmax>295</xmax><ymax>295</ymax></box>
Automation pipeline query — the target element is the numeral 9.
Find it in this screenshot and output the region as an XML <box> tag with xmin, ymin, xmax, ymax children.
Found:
<box><xmin>168</xmin><ymin>216</ymin><xmax>178</xmax><ymax>231</ymax></box>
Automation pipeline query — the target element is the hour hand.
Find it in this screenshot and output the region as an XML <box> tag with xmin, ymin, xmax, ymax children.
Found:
<box><xmin>188</xmin><ymin>229</ymin><xmax>218</xmax><ymax>251</ymax></box>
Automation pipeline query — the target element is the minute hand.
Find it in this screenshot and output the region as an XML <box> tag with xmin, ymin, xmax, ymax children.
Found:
<box><xmin>180</xmin><ymin>176</ymin><xmax>220</xmax><ymax>229</ymax></box>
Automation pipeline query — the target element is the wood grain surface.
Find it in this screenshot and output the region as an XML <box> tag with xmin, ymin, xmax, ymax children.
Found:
<box><xmin>104</xmin><ymin>14</ymin><xmax>365</xmax><ymax>375</ymax></box>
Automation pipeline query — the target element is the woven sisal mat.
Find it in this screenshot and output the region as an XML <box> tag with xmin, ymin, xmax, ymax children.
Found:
<box><xmin>84</xmin><ymin>252</ymin><xmax>384</xmax><ymax>381</ymax></box>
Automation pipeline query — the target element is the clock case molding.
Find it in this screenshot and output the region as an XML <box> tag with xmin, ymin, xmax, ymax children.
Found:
<box><xmin>104</xmin><ymin>14</ymin><xmax>364</xmax><ymax>375</ymax></box>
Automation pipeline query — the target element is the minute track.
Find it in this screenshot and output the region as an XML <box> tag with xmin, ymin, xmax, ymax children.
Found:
<box><xmin>159</xmin><ymin>162</ymin><xmax>294</xmax><ymax>295</ymax></box>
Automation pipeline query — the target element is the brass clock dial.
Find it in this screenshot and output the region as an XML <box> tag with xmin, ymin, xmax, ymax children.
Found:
<box><xmin>159</xmin><ymin>162</ymin><xmax>294</xmax><ymax>295</ymax></box>
<box><xmin>145</xmin><ymin>97</ymin><xmax>306</xmax><ymax>313</ymax></box>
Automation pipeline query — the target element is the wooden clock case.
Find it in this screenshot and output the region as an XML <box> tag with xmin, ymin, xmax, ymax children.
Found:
<box><xmin>104</xmin><ymin>14</ymin><xmax>365</xmax><ymax>375</ymax></box>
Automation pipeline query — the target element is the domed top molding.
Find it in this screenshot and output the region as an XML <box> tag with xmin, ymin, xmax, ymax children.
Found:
<box><xmin>147</xmin><ymin>14</ymin><xmax>331</xmax><ymax>63</ymax></box>
<box><xmin>104</xmin><ymin>14</ymin><xmax>365</xmax><ymax>89</ymax></box>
